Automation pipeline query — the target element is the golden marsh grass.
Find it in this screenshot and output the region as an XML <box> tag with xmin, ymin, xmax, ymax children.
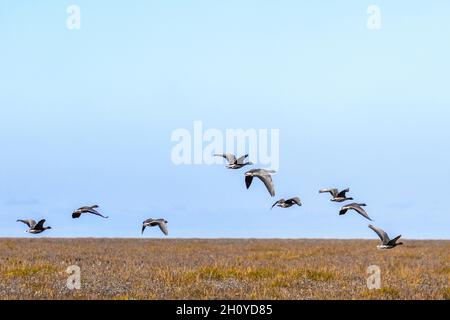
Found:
<box><xmin>0</xmin><ymin>238</ymin><xmax>448</xmax><ymax>300</ymax></box>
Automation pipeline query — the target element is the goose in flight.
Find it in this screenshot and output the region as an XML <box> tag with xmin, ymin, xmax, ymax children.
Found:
<box><xmin>319</xmin><ymin>188</ymin><xmax>353</xmax><ymax>202</ymax></box>
<box><xmin>72</xmin><ymin>205</ymin><xmax>108</xmax><ymax>219</ymax></box>
<box><xmin>142</xmin><ymin>218</ymin><xmax>169</xmax><ymax>236</ymax></box>
<box><xmin>245</xmin><ymin>169</ymin><xmax>276</xmax><ymax>197</ymax></box>
<box><xmin>271</xmin><ymin>197</ymin><xmax>302</xmax><ymax>209</ymax></box>
<box><xmin>339</xmin><ymin>203</ymin><xmax>373</xmax><ymax>221</ymax></box>
<box><xmin>215</xmin><ymin>153</ymin><xmax>253</xmax><ymax>169</ymax></box>
<box><xmin>369</xmin><ymin>224</ymin><xmax>403</xmax><ymax>249</ymax></box>
<box><xmin>17</xmin><ymin>219</ymin><xmax>52</xmax><ymax>234</ymax></box>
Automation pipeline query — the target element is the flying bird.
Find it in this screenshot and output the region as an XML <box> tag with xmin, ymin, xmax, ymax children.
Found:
<box><xmin>17</xmin><ymin>219</ymin><xmax>52</xmax><ymax>234</ymax></box>
<box><xmin>214</xmin><ymin>153</ymin><xmax>253</xmax><ymax>169</ymax></box>
<box><xmin>271</xmin><ymin>197</ymin><xmax>302</xmax><ymax>209</ymax></box>
<box><xmin>369</xmin><ymin>224</ymin><xmax>403</xmax><ymax>249</ymax></box>
<box><xmin>72</xmin><ymin>205</ymin><xmax>108</xmax><ymax>219</ymax></box>
<box><xmin>339</xmin><ymin>203</ymin><xmax>373</xmax><ymax>221</ymax></box>
<box><xmin>245</xmin><ymin>169</ymin><xmax>276</xmax><ymax>197</ymax></box>
<box><xmin>319</xmin><ymin>188</ymin><xmax>353</xmax><ymax>202</ymax></box>
<box><xmin>142</xmin><ymin>218</ymin><xmax>168</xmax><ymax>236</ymax></box>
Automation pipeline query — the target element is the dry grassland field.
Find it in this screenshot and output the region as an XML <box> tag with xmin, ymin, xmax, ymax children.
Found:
<box><xmin>0</xmin><ymin>238</ymin><xmax>448</xmax><ymax>300</ymax></box>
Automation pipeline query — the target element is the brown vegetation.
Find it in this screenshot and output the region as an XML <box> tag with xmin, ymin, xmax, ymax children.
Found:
<box><xmin>0</xmin><ymin>239</ymin><xmax>448</xmax><ymax>300</ymax></box>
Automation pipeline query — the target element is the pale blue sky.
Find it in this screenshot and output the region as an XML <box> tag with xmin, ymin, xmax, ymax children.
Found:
<box><xmin>0</xmin><ymin>1</ymin><xmax>449</xmax><ymax>238</ymax></box>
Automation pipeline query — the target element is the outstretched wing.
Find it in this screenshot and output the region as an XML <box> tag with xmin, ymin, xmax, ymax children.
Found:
<box><xmin>17</xmin><ymin>219</ymin><xmax>36</xmax><ymax>228</ymax></box>
<box><xmin>86</xmin><ymin>208</ymin><xmax>108</xmax><ymax>219</ymax></box>
<box><xmin>35</xmin><ymin>219</ymin><xmax>46</xmax><ymax>229</ymax></box>
<box><xmin>245</xmin><ymin>176</ymin><xmax>254</xmax><ymax>189</ymax></box>
<box><xmin>214</xmin><ymin>153</ymin><xmax>236</xmax><ymax>164</ymax></box>
<box><xmin>369</xmin><ymin>225</ymin><xmax>389</xmax><ymax>243</ymax></box>
<box><xmin>142</xmin><ymin>219</ymin><xmax>153</xmax><ymax>234</ymax></box>
<box><xmin>271</xmin><ymin>200</ymin><xmax>281</xmax><ymax>209</ymax></box>
<box><xmin>351</xmin><ymin>205</ymin><xmax>372</xmax><ymax>221</ymax></box>
<box><xmin>236</xmin><ymin>154</ymin><xmax>249</xmax><ymax>164</ymax></box>
<box><xmin>337</xmin><ymin>188</ymin><xmax>349</xmax><ymax>198</ymax></box>
<box><xmin>157</xmin><ymin>221</ymin><xmax>169</xmax><ymax>236</ymax></box>
<box><xmin>319</xmin><ymin>189</ymin><xmax>338</xmax><ymax>197</ymax></box>
<box><xmin>389</xmin><ymin>235</ymin><xmax>402</xmax><ymax>245</ymax></box>
<box><xmin>288</xmin><ymin>197</ymin><xmax>302</xmax><ymax>206</ymax></box>
<box><xmin>256</xmin><ymin>174</ymin><xmax>275</xmax><ymax>197</ymax></box>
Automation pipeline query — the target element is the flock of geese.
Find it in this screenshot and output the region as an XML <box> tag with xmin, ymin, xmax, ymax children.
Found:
<box><xmin>16</xmin><ymin>152</ymin><xmax>403</xmax><ymax>249</ymax></box>
<box><xmin>17</xmin><ymin>206</ymin><xmax>169</xmax><ymax>237</ymax></box>
<box><xmin>215</xmin><ymin>153</ymin><xmax>403</xmax><ymax>250</ymax></box>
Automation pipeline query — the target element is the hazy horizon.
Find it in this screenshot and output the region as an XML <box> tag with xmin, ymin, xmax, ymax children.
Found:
<box><xmin>1</xmin><ymin>236</ymin><xmax>449</xmax><ymax>241</ymax></box>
